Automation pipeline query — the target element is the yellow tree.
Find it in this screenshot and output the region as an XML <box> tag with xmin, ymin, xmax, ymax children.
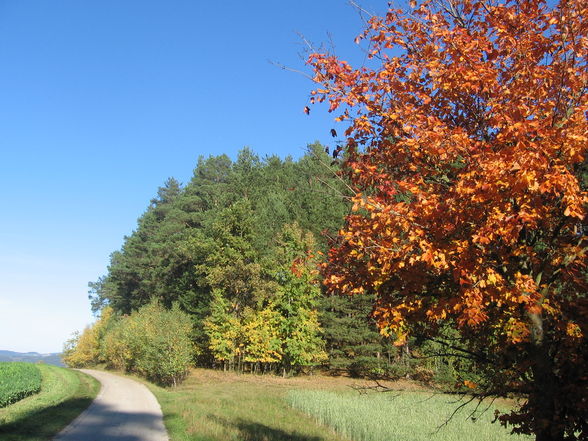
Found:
<box><xmin>203</xmin><ymin>290</ymin><xmax>243</xmax><ymax>370</ymax></box>
<box><xmin>62</xmin><ymin>306</ymin><xmax>113</xmax><ymax>368</ymax></box>
<box><xmin>62</xmin><ymin>327</ymin><xmax>98</xmax><ymax>368</ymax></box>
<box><xmin>242</xmin><ymin>307</ymin><xmax>282</xmax><ymax>367</ymax></box>
<box><xmin>307</xmin><ymin>1</ymin><xmax>587</xmax><ymax>440</ymax></box>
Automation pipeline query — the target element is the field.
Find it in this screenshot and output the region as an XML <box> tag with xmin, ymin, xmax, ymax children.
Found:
<box><xmin>288</xmin><ymin>390</ymin><xmax>531</xmax><ymax>441</ymax></box>
<box><xmin>0</xmin><ymin>364</ymin><xmax>100</xmax><ymax>441</ymax></box>
<box><xmin>144</xmin><ymin>369</ymin><xmax>350</xmax><ymax>441</ymax></box>
<box><xmin>142</xmin><ymin>368</ymin><xmax>529</xmax><ymax>441</ymax></box>
<box><xmin>0</xmin><ymin>362</ymin><xmax>42</xmax><ymax>408</ymax></box>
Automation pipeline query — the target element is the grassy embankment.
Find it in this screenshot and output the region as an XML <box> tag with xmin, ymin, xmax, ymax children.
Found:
<box><xmin>0</xmin><ymin>364</ymin><xmax>100</xmax><ymax>441</ymax></box>
<box><xmin>142</xmin><ymin>368</ymin><xmax>529</xmax><ymax>441</ymax></box>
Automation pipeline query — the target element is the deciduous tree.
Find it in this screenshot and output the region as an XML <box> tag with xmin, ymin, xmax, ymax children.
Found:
<box><xmin>308</xmin><ymin>1</ymin><xmax>587</xmax><ymax>440</ymax></box>
<box><xmin>203</xmin><ymin>290</ymin><xmax>243</xmax><ymax>369</ymax></box>
<box><xmin>271</xmin><ymin>223</ymin><xmax>327</xmax><ymax>375</ymax></box>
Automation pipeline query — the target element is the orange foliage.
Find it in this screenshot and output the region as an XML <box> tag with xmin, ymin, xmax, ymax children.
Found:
<box><xmin>307</xmin><ymin>1</ymin><xmax>587</xmax><ymax>439</ymax></box>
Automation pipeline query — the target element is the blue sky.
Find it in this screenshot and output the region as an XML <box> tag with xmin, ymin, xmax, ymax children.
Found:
<box><xmin>0</xmin><ymin>0</ymin><xmax>388</xmax><ymax>353</ymax></box>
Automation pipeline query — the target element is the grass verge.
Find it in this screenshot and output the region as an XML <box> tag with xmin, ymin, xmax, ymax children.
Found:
<box><xmin>0</xmin><ymin>364</ymin><xmax>100</xmax><ymax>441</ymax></box>
<box><xmin>138</xmin><ymin>368</ymin><xmax>528</xmax><ymax>441</ymax></box>
<box><xmin>143</xmin><ymin>368</ymin><xmax>358</xmax><ymax>441</ymax></box>
<box><xmin>287</xmin><ymin>389</ymin><xmax>530</xmax><ymax>441</ymax></box>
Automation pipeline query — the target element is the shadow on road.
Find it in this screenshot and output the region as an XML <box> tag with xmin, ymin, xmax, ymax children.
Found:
<box><xmin>53</xmin><ymin>400</ymin><xmax>165</xmax><ymax>441</ymax></box>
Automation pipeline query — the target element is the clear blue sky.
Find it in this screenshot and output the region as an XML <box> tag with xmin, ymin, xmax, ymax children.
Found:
<box><xmin>0</xmin><ymin>0</ymin><xmax>389</xmax><ymax>353</ymax></box>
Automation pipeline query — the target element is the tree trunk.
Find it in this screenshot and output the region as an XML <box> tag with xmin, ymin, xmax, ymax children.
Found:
<box><xmin>530</xmin><ymin>348</ymin><xmax>564</xmax><ymax>441</ymax></box>
<box><xmin>528</xmin><ymin>312</ymin><xmax>564</xmax><ymax>441</ymax></box>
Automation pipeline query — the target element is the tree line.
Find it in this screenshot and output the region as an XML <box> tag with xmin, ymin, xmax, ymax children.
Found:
<box><xmin>65</xmin><ymin>144</ymin><xmax>471</xmax><ymax>383</ymax></box>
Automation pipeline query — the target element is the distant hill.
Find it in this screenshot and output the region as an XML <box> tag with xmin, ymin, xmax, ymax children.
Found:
<box><xmin>0</xmin><ymin>350</ymin><xmax>64</xmax><ymax>367</ymax></box>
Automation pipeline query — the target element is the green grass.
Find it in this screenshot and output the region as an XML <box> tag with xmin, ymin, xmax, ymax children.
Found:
<box><xmin>0</xmin><ymin>362</ymin><xmax>42</xmax><ymax>408</ymax></box>
<box><xmin>287</xmin><ymin>389</ymin><xmax>531</xmax><ymax>441</ymax></box>
<box><xmin>0</xmin><ymin>364</ymin><xmax>100</xmax><ymax>441</ymax></box>
<box><xmin>112</xmin><ymin>367</ymin><xmax>529</xmax><ymax>441</ymax></box>
<box><xmin>142</xmin><ymin>368</ymin><xmax>351</xmax><ymax>441</ymax></box>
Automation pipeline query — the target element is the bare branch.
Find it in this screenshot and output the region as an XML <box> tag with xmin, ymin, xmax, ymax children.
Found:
<box><xmin>348</xmin><ymin>0</ymin><xmax>374</xmax><ymax>19</ymax></box>
<box><xmin>305</xmin><ymin>145</ymin><xmax>358</xmax><ymax>197</ymax></box>
<box><xmin>268</xmin><ymin>60</ymin><xmax>314</xmax><ymax>81</ymax></box>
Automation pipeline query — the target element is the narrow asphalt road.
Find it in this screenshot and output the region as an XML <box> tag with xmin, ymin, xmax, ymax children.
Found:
<box><xmin>53</xmin><ymin>369</ymin><xmax>168</xmax><ymax>441</ymax></box>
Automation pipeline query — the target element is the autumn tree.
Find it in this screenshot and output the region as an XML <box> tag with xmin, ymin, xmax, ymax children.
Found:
<box><xmin>62</xmin><ymin>328</ymin><xmax>98</xmax><ymax>368</ymax></box>
<box><xmin>308</xmin><ymin>1</ymin><xmax>587</xmax><ymax>440</ymax></box>
<box><xmin>203</xmin><ymin>290</ymin><xmax>243</xmax><ymax>370</ymax></box>
<box><xmin>62</xmin><ymin>306</ymin><xmax>114</xmax><ymax>368</ymax></box>
<box><xmin>241</xmin><ymin>307</ymin><xmax>282</xmax><ymax>368</ymax></box>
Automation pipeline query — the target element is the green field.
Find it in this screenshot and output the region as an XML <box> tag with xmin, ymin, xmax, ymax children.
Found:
<box><xmin>288</xmin><ymin>389</ymin><xmax>531</xmax><ymax>441</ymax></box>
<box><xmin>139</xmin><ymin>368</ymin><xmax>528</xmax><ymax>441</ymax></box>
<box><xmin>0</xmin><ymin>362</ymin><xmax>42</xmax><ymax>408</ymax></box>
<box><xmin>0</xmin><ymin>364</ymin><xmax>99</xmax><ymax>441</ymax></box>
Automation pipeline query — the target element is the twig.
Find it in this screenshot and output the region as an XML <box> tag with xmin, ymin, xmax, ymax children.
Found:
<box><xmin>268</xmin><ymin>60</ymin><xmax>314</xmax><ymax>81</ymax></box>
<box><xmin>348</xmin><ymin>0</ymin><xmax>374</xmax><ymax>19</ymax></box>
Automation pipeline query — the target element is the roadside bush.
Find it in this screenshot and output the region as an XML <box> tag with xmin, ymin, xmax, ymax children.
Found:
<box><xmin>62</xmin><ymin>327</ymin><xmax>99</xmax><ymax>368</ymax></box>
<box><xmin>102</xmin><ymin>301</ymin><xmax>194</xmax><ymax>386</ymax></box>
<box><xmin>102</xmin><ymin>318</ymin><xmax>135</xmax><ymax>372</ymax></box>
<box><xmin>63</xmin><ymin>302</ymin><xmax>194</xmax><ymax>386</ymax></box>
<box><xmin>62</xmin><ymin>306</ymin><xmax>114</xmax><ymax>368</ymax></box>
<box><xmin>132</xmin><ymin>302</ymin><xmax>194</xmax><ymax>385</ymax></box>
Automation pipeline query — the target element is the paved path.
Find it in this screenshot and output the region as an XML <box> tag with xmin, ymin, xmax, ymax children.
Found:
<box><xmin>53</xmin><ymin>369</ymin><xmax>168</xmax><ymax>441</ymax></box>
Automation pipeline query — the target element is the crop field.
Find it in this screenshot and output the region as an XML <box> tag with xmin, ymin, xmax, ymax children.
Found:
<box><xmin>0</xmin><ymin>362</ymin><xmax>42</xmax><ymax>408</ymax></box>
<box><xmin>0</xmin><ymin>364</ymin><xmax>99</xmax><ymax>441</ymax></box>
<box><xmin>287</xmin><ymin>390</ymin><xmax>531</xmax><ymax>441</ymax></box>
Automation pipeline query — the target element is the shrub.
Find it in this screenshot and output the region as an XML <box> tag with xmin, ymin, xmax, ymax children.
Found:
<box><xmin>61</xmin><ymin>327</ymin><xmax>99</xmax><ymax>368</ymax></box>
<box><xmin>102</xmin><ymin>318</ymin><xmax>135</xmax><ymax>371</ymax></box>
<box><xmin>131</xmin><ymin>302</ymin><xmax>194</xmax><ymax>386</ymax></box>
<box><xmin>102</xmin><ymin>301</ymin><xmax>195</xmax><ymax>386</ymax></box>
<box><xmin>62</xmin><ymin>306</ymin><xmax>114</xmax><ymax>368</ymax></box>
<box><xmin>63</xmin><ymin>301</ymin><xmax>194</xmax><ymax>386</ymax></box>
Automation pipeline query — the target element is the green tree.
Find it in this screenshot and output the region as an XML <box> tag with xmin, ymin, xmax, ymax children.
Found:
<box><xmin>320</xmin><ymin>294</ymin><xmax>397</xmax><ymax>377</ymax></box>
<box><xmin>87</xmin><ymin>147</ymin><xmax>355</xmax><ymax>372</ymax></box>
<box><xmin>203</xmin><ymin>290</ymin><xmax>242</xmax><ymax>370</ymax></box>
<box><xmin>270</xmin><ymin>224</ymin><xmax>327</xmax><ymax>375</ymax></box>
